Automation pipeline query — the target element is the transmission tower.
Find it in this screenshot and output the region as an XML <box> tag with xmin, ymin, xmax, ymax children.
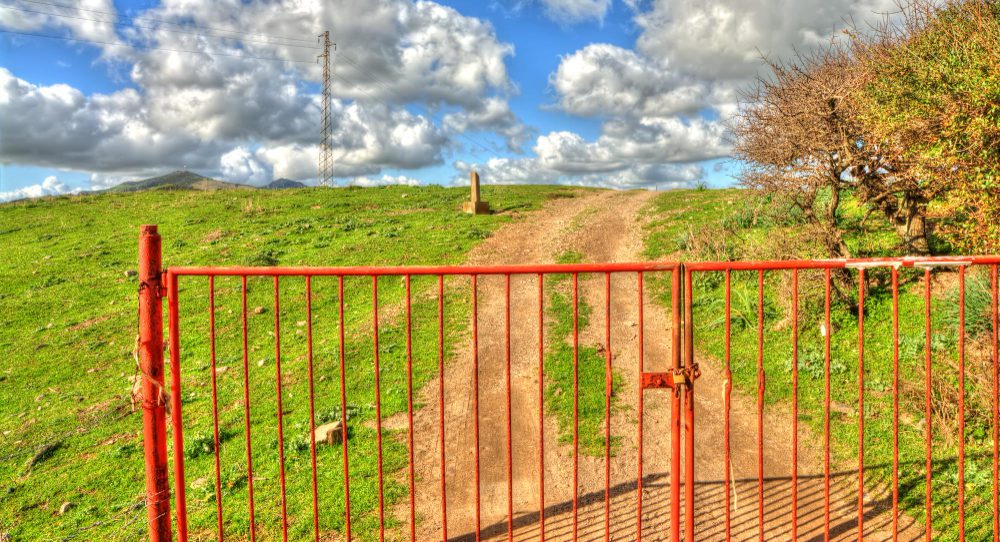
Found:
<box><xmin>318</xmin><ymin>30</ymin><xmax>334</xmax><ymax>187</ymax></box>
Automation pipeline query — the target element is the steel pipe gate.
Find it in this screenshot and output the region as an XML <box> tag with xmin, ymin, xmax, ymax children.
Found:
<box><xmin>137</xmin><ymin>225</ymin><xmax>1000</xmax><ymax>541</ymax></box>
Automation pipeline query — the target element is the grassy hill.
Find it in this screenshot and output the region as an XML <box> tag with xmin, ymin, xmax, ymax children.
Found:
<box><xmin>104</xmin><ymin>170</ymin><xmax>249</xmax><ymax>193</ymax></box>
<box><xmin>0</xmin><ymin>184</ymin><xmax>573</xmax><ymax>540</ymax></box>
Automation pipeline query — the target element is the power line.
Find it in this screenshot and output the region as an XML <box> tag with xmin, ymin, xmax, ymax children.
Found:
<box><xmin>0</xmin><ymin>28</ymin><xmax>318</xmax><ymax>64</ymax></box>
<box><xmin>13</xmin><ymin>0</ymin><xmax>318</xmax><ymax>44</ymax></box>
<box><xmin>0</xmin><ymin>3</ymin><xmax>322</xmax><ymax>50</ymax></box>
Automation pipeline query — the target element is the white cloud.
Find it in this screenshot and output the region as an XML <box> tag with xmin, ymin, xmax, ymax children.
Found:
<box><xmin>551</xmin><ymin>44</ymin><xmax>730</xmax><ymax>118</ymax></box>
<box><xmin>349</xmin><ymin>174</ymin><xmax>422</xmax><ymax>187</ymax></box>
<box><xmin>534</xmin><ymin>0</ymin><xmax>896</xmax><ymax>187</ymax></box>
<box><xmin>540</xmin><ymin>0</ymin><xmax>612</xmax><ymax>25</ymax></box>
<box><xmin>453</xmin><ymin>123</ymin><xmax>714</xmax><ymax>190</ymax></box>
<box><xmin>456</xmin><ymin>156</ymin><xmax>704</xmax><ymax>189</ymax></box>
<box><xmin>634</xmin><ymin>0</ymin><xmax>896</xmax><ymax>82</ymax></box>
<box><xmin>0</xmin><ymin>0</ymin><xmax>121</xmax><ymax>48</ymax></box>
<box><xmin>442</xmin><ymin>97</ymin><xmax>533</xmax><ymax>152</ymax></box>
<box><xmin>220</xmin><ymin>146</ymin><xmax>271</xmax><ymax>185</ymax></box>
<box><xmin>0</xmin><ymin>0</ymin><xmax>524</xmax><ymax>186</ymax></box>
<box><xmin>0</xmin><ymin>176</ymin><xmax>79</xmax><ymax>203</ymax></box>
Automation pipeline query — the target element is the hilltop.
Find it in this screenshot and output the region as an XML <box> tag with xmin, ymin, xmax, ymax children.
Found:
<box><xmin>102</xmin><ymin>171</ymin><xmax>308</xmax><ymax>194</ymax></box>
<box><xmin>104</xmin><ymin>170</ymin><xmax>245</xmax><ymax>192</ymax></box>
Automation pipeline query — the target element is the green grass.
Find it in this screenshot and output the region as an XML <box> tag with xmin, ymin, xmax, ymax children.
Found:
<box><xmin>644</xmin><ymin>189</ymin><xmax>998</xmax><ymax>541</ymax></box>
<box><xmin>0</xmin><ymin>184</ymin><xmax>574</xmax><ymax>541</ymax></box>
<box><xmin>542</xmin><ymin>250</ymin><xmax>623</xmax><ymax>457</ymax></box>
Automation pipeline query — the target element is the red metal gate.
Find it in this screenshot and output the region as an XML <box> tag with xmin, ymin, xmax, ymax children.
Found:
<box><xmin>138</xmin><ymin>225</ymin><xmax>1000</xmax><ymax>541</ymax></box>
<box><xmin>137</xmin><ymin>225</ymin><xmax>696</xmax><ymax>542</ymax></box>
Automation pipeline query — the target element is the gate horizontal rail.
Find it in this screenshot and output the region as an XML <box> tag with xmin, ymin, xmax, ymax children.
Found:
<box><xmin>137</xmin><ymin>224</ymin><xmax>1000</xmax><ymax>542</ymax></box>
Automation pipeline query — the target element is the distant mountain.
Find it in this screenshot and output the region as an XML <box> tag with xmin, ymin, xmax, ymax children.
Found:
<box><xmin>264</xmin><ymin>178</ymin><xmax>306</xmax><ymax>189</ymax></box>
<box><xmin>106</xmin><ymin>171</ymin><xmax>248</xmax><ymax>193</ymax></box>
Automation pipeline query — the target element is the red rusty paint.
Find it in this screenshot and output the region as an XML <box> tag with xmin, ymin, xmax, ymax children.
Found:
<box><xmin>640</xmin><ymin>372</ymin><xmax>675</xmax><ymax>389</ymax></box>
<box><xmin>138</xmin><ymin>225</ymin><xmax>171</xmax><ymax>542</ymax></box>
<box><xmin>306</xmin><ymin>277</ymin><xmax>320</xmax><ymax>542</ymax></box>
<box><xmin>208</xmin><ymin>277</ymin><xmax>223</xmax><ymax>541</ymax></box>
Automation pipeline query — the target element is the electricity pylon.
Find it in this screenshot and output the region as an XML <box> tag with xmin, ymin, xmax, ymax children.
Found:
<box><xmin>318</xmin><ymin>30</ymin><xmax>334</xmax><ymax>187</ymax></box>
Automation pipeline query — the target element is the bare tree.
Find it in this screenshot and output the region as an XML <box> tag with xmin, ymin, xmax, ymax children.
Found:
<box><xmin>732</xmin><ymin>43</ymin><xmax>936</xmax><ymax>255</ymax></box>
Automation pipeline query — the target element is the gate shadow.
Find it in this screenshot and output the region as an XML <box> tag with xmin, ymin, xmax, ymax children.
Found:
<box><xmin>446</xmin><ymin>455</ymin><xmax>978</xmax><ymax>541</ymax></box>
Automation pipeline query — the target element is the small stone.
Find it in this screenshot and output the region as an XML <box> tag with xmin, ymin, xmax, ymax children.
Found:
<box><xmin>59</xmin><ymin>502</ymin><xmax>73</xmax><ymax>515</ymax></box>
<box><xmin>831</xmin><ymin>401</ymin><xmax>855</xmax><ymax>415</ymax></box>
<box><xmin>214</xmin><ymin>366</ymin><xmax>230</xmax><ymax>376</ymax></box>
<box><xmin>43</xmin><ymin>255</ymin><xmax>52</xmax><ymax>260</ymax></box>
<box><xmin>318</xmin><ymin>375</ymin><xmax>328</xmax><ymax>382</ymax></box>
<box><xmin>254</xmin><ymin>306</ymin><xmax>266</xmax><ymax>315</ymax></box>
<box><xmin>313</xmin><ymin>421</ymin><xmax>344</xmax><ymax>446</ymax></box>
<box><xmin>2</xmin><ymin>431</ymin><xmax>10</xmax><ymax>436</ymax></box>
<box><xmin>257</xmin><ymin>359</ymin><xmax>265</xmax><ymax>367</ymax></box>
<box><xmin>124</xmin><ymin>270</ymin><xmax>138</xmax><ymax>278</ymax></box>
<box><xmin>296</xmin><ymin>320</ymin><xmax>307</xmax><ymax>327</ymax></box>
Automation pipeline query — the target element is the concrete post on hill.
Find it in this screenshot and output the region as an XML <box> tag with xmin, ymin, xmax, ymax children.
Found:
<box><xmin>463</xmin><ymin>170</ymin><xmax>491</xmax><ymax>214</ymax></box>
<box><xmin>137</xmin><ymin>225</ymin><xmax>172</xmax><ymax>542</ymax></box>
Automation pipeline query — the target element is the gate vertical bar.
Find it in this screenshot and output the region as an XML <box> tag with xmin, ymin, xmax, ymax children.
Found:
<box><xmin>537</xmin><ymin>274</ymin><xmax>546</xmax><ymax>542</ymax></box>
<box><xmin>892</xmin><ymin>268</ymin><xmax>900</xmax><ymax>541</ymax></box>
<box><xmin>857</xmin><ymin>270</ymin><xmax>865</xmax><ymax>542</ymax></box>
<box><xmin>637</xmin><ymin>272</ymin><xmax>646</xmax><ymax>542</ymax></box>
<box><xmin>924</xmin><ymin>269</ymin><xmax>932</xmax><ymax>541</ymax></box>
<box><xmin>373</xmin><ymin>276</ymin><xmax>386</xmax><ymax>542</ymax></box>
<box><xmin>670</xmin><ymin>269</ymin><xmax>681</xmax><ymax>542</ymax></box>
<box><xmin>338</xmin><ymin>276</ymin><xmax>352</xmax><ymax>540</ymax></box>
<box><xmin>505</xmin><ymin>274</ymin><xmax>514</xmax><ymax>542</ymax></box>
<box><xmin>791</xmin><ymin>269</ymin><xmax>799</xmax><ymax>539</ymax></box>
<box><xmin>992</xmin><ymin>264</ymin><xmax>999</xmax><ymax>542</ymax></box>
<box><xmin>683</xmin><ymin>265</ymin><xmax>695</xmax><ymax>542</ymax></box>
<box><xmin>472</xmin><ymin>274</ymin><xmax>482</xmax><ymax>541</ymax></box>
<box><xmin>604</xmin><ymin>272</ymin><xmax>612</xmax><ymax>542</ymax></box>
<box><xmin>208</xmin><ymin>278</ymin><xmax>223</xmax><ymax>540</ymax></box>
<box><xmin>438</xmin><ymin>275</ymin><xmax>448</xmax><ymax>542</ymax></box>
<box><xmin>272</xmin><ymin>277</ymin><xmax>289</xmax><ymax>542</ymax></box>
<box><xmin>724</xmin><ymin>269</ymin><xmax>732</xmax><ymax>541</ymax></box>
<box><xmin>572</xmin><ymin>272</ymin><xmax>580</xmax><ymax>540</ymax></box>
<box><xmin>305</xmin><ymin>277</ymin><xmax>319</xmax><ymax>542</ymax></box>
<box><xmin>240</xmin><ymin>277</ymin><xmax>256</xmax><ymax>542</ymax></box>
<box><xmin>756</xmin><ymin>270</ymin><xmax>765</xmax><ymax>542</ymax></box>
<box><xmin>406</xmin><ymin>275</ymin><xmax>416</xmax><ymax>542</ymax></box>
<box><xmin>958</xmin><ymin>267</ymin><xmax>966</xmax><ymax>539</ymax></box>
<box><xmin>138</xmin><ymin>225</ymin><xmax>171</xmax><ymax>542</ymax></box>
<box><xmin>167</xmin><ymin>259</ymin><xmax>188</xmax><ymax>540</ymax></box>
<box><xmin>823</xmin><ymin>269</ymin><xmax>831</xmax><ymax>542</ymax></box>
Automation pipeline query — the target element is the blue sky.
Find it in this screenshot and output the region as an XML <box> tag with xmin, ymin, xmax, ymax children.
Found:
<box><xmin>0</xmin><ymin>0</ymin><xmax>892</xmax><ymax>200</ymax></box>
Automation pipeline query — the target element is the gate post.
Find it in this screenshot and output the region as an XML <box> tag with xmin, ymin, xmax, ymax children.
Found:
<box><xmin>138</xmin><ymin>225</ymin><xmax>172</xmax><ymax>542</ymax></box>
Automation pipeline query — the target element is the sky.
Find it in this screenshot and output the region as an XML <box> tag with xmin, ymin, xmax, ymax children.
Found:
<box><xmin>0</xmin><ymin>0</ymin><xmax>897</xmax><ymax>201</ymax></box>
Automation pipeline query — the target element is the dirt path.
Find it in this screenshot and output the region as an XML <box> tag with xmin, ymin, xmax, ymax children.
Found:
<box><xmin>403</xmin><ymin>190</ymin><xmax>920</xmax><ymax>542</ymax></box>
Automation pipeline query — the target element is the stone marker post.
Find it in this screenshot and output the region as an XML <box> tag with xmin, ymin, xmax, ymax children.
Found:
<box><xmin>462</xmin><ymin>170</ymin><xmax>490</xmax><ymax>214</ymax></box>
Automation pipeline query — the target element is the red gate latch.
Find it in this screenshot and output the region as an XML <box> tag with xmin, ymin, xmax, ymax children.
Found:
<box><xmin>641</xmin><ymin>372</ymin><xmax>675</xmax><ymax>389</ymax></box>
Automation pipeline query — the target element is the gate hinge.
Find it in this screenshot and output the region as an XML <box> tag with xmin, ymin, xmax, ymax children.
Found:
<box><xmin>138</xmin><ymin>272</ymin><xmax>168</xmax><ymax>298</ymax></box>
